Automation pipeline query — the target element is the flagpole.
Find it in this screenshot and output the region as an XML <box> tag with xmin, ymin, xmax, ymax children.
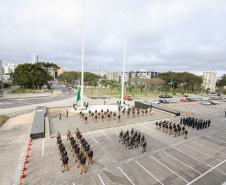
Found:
<box><xmin>80</xmin><ymin>0</ymin><xmax>86</xmax><ymax>108</ymax></box>
<box><xmin>121</xmin><ymin>17</ymin><xmax>128</xmax><ymax>106</ymax></box>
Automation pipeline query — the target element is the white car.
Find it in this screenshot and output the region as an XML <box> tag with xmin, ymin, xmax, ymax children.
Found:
<box><xmin>149</xmin><ymin>100</ymin><xmax>160</xmax><ymax>104</ymax></box>
<box><xmin>168</xmin><ymin>99</ymin><xmax>178</xmax><ymax>103</ymax></box>
<box><xmin>201</xmin><ymin>101</ymin><xmax>211</xmax><ymax>105</ymax></box>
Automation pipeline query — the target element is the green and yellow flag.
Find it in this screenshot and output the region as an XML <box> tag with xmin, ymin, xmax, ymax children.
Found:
<box><xmin>76</xmin><ymin>87</ymin><xmax>81</xmax><ymax>102</ymax></box>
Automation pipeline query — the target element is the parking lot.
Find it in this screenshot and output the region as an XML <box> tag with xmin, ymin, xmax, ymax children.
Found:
<box><xmin>22</xmin><ymin>101</ymin><xmax>226</xmax><ymax>185</ymax></box>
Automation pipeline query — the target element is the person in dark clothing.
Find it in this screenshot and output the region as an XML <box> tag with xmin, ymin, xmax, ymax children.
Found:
<box><xmin>184</xmin><ymin>130</ymin><xmax>188</xmax><ymax>139</ymax></box>
<box><xmin>142</xmin><ymin>141</ymin><xmax>146</xmax><ymax>153</ymax></box>
<box><xmin>87</xmin><ymin>150</ymin><xmax>93</xmax><ymax>165</ymax></box>
<box><xmin>62</xmin><ymin>155</ymin><xmax>69</xmax><ymax>172</ymax></box>
<box><xmin>80</xmin><ymin>156</ymin><xmax>87</xmax><ymax>174</ymax></box>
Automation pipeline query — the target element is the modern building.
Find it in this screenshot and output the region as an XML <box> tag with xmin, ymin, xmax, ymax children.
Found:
<box><xmin>0</xmin><ymin>60</ymin><xmax>3</xmax><ymax>80</ymax></box>
<box><xmin>202</xmin><ymin>72</ymin><xmax>217</xmax><ymax>92</ymax></box>
<box><xmin>2</xmin><ymin>63</ymin><xmax>17</xmax><ymax>81</ymax></box>
<box><xmin>49</xmin><ymin>65</ymin><xmax>64</xmax><ymax>79</ymax></box>
<box><xmin>119</xmin><ymin>72</ymin><xmax>129</xmax><ymax>83</ymax></box>
<box><xmin>3</xmin><ymin>63</ymin><xmax>17</xmax><ymax>75</ymax></box>
<box><xmin>129</xmin><ymin>70</ymin><xmax>159</xmax><ymax>84</ymax></box>
<box><xmin>104</xmin><ymin>72</ymin><xmax>120</xmax><ymax>81</ymax></box>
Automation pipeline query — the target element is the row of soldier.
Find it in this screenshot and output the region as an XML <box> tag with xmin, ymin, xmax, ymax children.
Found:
<box><xmin>56</xmin><ymin>132</ymin><xmax>70</xmax><ymax>172</ymax></box>
<box><xmin>67</xmin><ymin>129</ymin><xmax>94</xmax><ymax>175</ymax></box>
<box><xmin>119</xmin><ymin>128</ymin><xmax>147</xmax><ymax>153</ymax></box>
<box><xmin>79</xmin><ymin>107</ymin><xmax>153</xmax><ymax>123</ymax></box>
<box><xmin>180</xmin><ymin>117</ymin><xmax>211</xmax><ymax>130</ymax></box>
<box><xmin>156</xmin><ymin>121</ymin><xmax>188</xmax><ymax>139</ymax></box>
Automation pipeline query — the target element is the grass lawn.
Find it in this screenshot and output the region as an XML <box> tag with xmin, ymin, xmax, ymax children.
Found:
<box><xmin>9</xmin><ymin>87</ymin><xmax>53</xmax><ymax>94</ymax></box>
<box><xmin>0</xmin><ymin>115</ymin><xmax>9</xmax><ymax>126</ymax></box>
<box><xmin>84</xmin><ymin>87</ymin><xmax>187</xmax><ymax>98</ymax></box>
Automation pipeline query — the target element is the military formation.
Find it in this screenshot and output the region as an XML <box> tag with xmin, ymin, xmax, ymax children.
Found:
<box><xmin>181</xmin><ymin>117</ymin><xmax>211</xmax><ymax>130</ymax></box>
<box><xmin>119</xmin><ymin>128</ymin><xmax>147</xmax><ymax>153</ymax></box>
<box><xmin>56</xmin><ymin>132</ymin><xmax>69</xmax><ymax>173</ymax></box>
<box><xmin>155</xmin><ymin>120</ymin><xmax>188</xmax><ymax>139</ymax></box>
<box><xmin>79</xmin><ymin>106</ymin><xmax>153</xmax><ymax>123</ymax></box>
<box><xmin>56</xmin><ymin>128</ymin><xmax>94</xmax><ymax>174</ymax></box>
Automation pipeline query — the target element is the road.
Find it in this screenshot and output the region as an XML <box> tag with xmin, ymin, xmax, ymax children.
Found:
<box><xmin>0</xmin><ymin>84</ymin><xmax>74</xmax><ymax>109</ymax></box>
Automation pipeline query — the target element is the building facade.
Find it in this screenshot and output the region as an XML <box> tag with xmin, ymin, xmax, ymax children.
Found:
<box><xmin>49</xmin><ymin>65</ymin><xmax>64</xmax><ymax>80</ymax></box>
<box><xmin>0</xmin><ymin>60</ymin><xmax>3</xmax><ymax>80</ymax></box>
<box><xmin>104</xmin><ymin>72</ymin><xmax>119</xmax><ymax>81</ymax></box>
<box><xmin>129</xmin><ymin>70</ymin><xmax>159</xmax><ymax>85</ymax></box>
<box><xmin>202</xmin><ymin>72</ymin><xmax>217</xmax><ymax>92</ymax></box>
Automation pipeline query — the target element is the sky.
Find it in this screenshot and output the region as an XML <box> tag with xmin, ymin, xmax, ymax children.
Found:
<box><xmin>0</xmin><ymin>0</ymin><xmax>226</xmax><ymax>74</ymax></box>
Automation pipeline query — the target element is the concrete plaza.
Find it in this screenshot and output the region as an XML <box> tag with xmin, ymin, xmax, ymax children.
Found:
<box><xmin>22</xmin><ymin>102</ymin><xmax>226</xmax><ymax>185</ymax></box>
<box><xmin>1</xmin><ymin>98</ymin><xmax>226</xmax><ymax>185</ymax></box>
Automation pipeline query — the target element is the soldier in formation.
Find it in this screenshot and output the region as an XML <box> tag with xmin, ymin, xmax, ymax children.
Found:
<box><xmin>155</xmin><ymin>120</ymin><xmax>188</xmax><ymax>139</ymax></box>
<box><xmin>119</xmin><ymin>128</ymin><xmax>147</xmax><ymax>153</ymax></box>
<box><xmin>79</xmin><ymin>106</ymin><xmax>153</xmax><ymax>124</ymax></box>
<box><xmin>181</xmin><ymin>117</ymin><xmax>211</xmax><ymax>130</ymax></box>
<box><xmin>56</xmin><ymin>133</ymin><xmax>69</xmax><ymax>172</ymax></box>
<box><xmin>56</xmin><ymin>128</ymin><xmax>94</xmax><ymax>175</ymax></box>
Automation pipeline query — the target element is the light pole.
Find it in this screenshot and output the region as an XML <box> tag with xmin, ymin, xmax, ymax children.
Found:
<box><xmin>80</xmin><ymin>0</ymin><xmax>86</xmax><ymax>108</ymax></box>
<box><xmin>120</xmin><ymin>17</ymin><xmax>128</xmax><ymax>106</ymax></box>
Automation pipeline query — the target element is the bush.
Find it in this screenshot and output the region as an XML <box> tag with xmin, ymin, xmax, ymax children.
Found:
<box><xmin>0</xmin><ymin>115</ymin><xmax>9</xmax><ymax>126</ymax></box>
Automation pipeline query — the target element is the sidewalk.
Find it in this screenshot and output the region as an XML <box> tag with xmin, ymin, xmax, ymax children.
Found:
<box><xmin>0</xmin><ymin>90</ymin><xmax>62</xmax><ymax>100</ymax></box>
<box><xmin>0</xmin><ymin>96</ymin><xmax>75</xmax><ymax>117</ymax></box>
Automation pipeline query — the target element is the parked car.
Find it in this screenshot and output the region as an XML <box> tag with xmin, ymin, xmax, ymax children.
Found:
<box><xmin>124</xmin><ymin>96</ymin><xmax>132</xmax><ymax>101</ymax></box>
<box><xmin>200</xmin><ymin>101</ymin><xmax>212</xmax><ymax>105</ymax></box>
<box><xmin>180</xmin><ymin>98</ymin><xmax>187</xmax><ymax>102</ymax></box>
<box><xmin>159</xmin><ymin>94</ymin><xmax>173</xmax><ymax>98</ymax></box>
<box><xmin>168</xmin><ymin>99</ymin><xmax>178</xmax><ymax>103</ymax></box>
<box><xmin>159</xmin><ymin>99</ymin><xmax>169</xmax><ymax>104</ymax></box>
<box><xmin>149</xmin><ymin>100</ymin><xmax>160</xmax><ymax>104</ymax></box>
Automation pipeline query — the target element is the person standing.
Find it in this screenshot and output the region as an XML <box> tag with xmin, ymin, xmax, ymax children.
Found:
<box><xmin>66</xmin><ymin>110</ymin><xmax>69</xmax><ymax>118</ymax></box>
<box><xmin>87</xmin><ymin>150</ymin><xmax>93</xmax><ymax>165</ymax></box>
<box><xmin>86</xmin><ymin>102</ymin><xmax>89</xmax><ymax>109</ymax></box>
<box><xmin>142</xmin><ymin>141</ymin><xmax>146</xmax><ymax>153</ymax></box>
<box><xmin>80</xmin><ymin>156</ymin><xmax>87</xmax><ymax>174</ymax></box>
<box><xmin>59</xmin><ymin>113</ymin><xmax>62</xmax><ymax>120</ymax></box>
<box><xmin>62</xmin><ymin>155</ymin><xmax>69</xmax><ymax>172</ymax></box>
<box><xmin>184</xmin><ymin>130</ymin><xmax>188</xmax><ymax>139</ymax></box>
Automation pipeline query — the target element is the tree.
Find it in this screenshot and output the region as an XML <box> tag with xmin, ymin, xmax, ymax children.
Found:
<box><xmin>159</xmin><ymin>72</ymin><xmax>202</xmax><ymax>92</ymax></box>
<box><xmin>58</xmin><ymin>71</ymin><xmax>101</xmax><ymax>86</ymax></box>
<box><xmin>12</xmin><ymin>63</ymin><xmax>53</xmax><ymax>89</ymax></box>
<box><xmin>217</xmin><ymin>75</ymin><xmax>226</xmax><ymax>87</ymax></box>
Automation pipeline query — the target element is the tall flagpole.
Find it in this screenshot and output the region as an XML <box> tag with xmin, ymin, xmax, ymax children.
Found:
<box><xmin>80</xmin><ymin>0</ymin><xmax>86</xmax><ymax>108</ymax></box>
<box><xmin>121</xmin><ymin>17</ymin><xmax>128</xmax><ymax>106</ymax></box>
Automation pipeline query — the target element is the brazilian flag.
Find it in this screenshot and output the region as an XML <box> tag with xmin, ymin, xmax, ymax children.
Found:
<box><xmin>76</xmin><ymin>87</ymin><xmax>81</xmax><ymax>102</ymax></box>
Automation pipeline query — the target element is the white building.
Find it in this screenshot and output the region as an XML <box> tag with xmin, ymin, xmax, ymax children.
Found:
<box><xmin>0</xmin><ymin>60</ymin><xmax>3</xmax><ymax>80</ymax></box>
<box><xmin>202</xmin><ymin>72</ymin><xmax>217</xmax><ymax>92</ymax></box>
<box><xmin>104</xmin><ymin>72</ymin><xmax>119</xmax><ymax>81</ymax></box>
<box><xmin>3</xmin><ymin>63</ymin><xmax>17</xmax><ymax>75</ymax></box>
<box><xmin>129</xmin><ymin>70</ymin><xmax>159</xmax><ymax>84</ymax></box>
<box><xmin>120</xmin><ymin>72</ymin><xmax>129</xmax><ymax>83</ymax></box>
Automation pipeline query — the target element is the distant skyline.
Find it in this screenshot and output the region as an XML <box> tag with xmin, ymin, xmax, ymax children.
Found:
<box><xmin>0</xmin><ymin>0</ymin><xmax>226</xmax><ymax>73</ymax></box>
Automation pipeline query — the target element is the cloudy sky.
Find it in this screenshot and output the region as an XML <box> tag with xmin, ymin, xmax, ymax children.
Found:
<box><xmin>0</xmin><ymin>0</ymin><xmax>226</xmax><ymax>74</ymax></box>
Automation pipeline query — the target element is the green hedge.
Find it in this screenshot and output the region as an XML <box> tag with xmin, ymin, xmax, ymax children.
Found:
<box><xmin>0</xmin><ymin>115</ymin><xmax>9</xmax><ymax>126</ymax></box>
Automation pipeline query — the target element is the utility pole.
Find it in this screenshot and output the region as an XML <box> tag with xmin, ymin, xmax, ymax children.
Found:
<box><xmin>120</xmin><ymin>17</ymin><xmax>128</xmax><ymax>106</ymax></box>
<box><xmin>80</xmin><ymin>0</ymin><xmax>86</xmax><ymax>108</ymax></box>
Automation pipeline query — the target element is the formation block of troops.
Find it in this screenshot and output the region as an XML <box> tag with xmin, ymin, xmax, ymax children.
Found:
<box><xmin>119</xmin><ymin>128</ymin><xmax>147</xmax><ymax>153</ymax></box>
<box><xmin>56</xmin><ymin>132</ymin><xmax>69</xmax><ymax>173</ymax></box>
<box><xmin>56</xmin><ymin>128</ymin><xmax>94</xmax><ymax>175</ymax></box>
<box><xmin>155</xmin><ymin>120</ymin><xmax>188</xmax><ymax>139</ymax></box>
<box><xmin>79</xmin><ymin>107</ymin><xmax>153</xmax><ymax>124</ymax></box>
<box><xmin>181</xmin><ymin>117</ymin><xmax>211</xmax><ymax>130</ymax></box>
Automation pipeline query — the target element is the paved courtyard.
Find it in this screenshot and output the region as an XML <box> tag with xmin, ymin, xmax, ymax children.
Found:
<box><xmin>49</xmin><ymin>108</ymin><xmax>173</xmax><ymax>136</ymax></box>
<box><xmin>22</xmin><ymin>102</ymin><xmax>226</xmax><ymax>185</ymax></box>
